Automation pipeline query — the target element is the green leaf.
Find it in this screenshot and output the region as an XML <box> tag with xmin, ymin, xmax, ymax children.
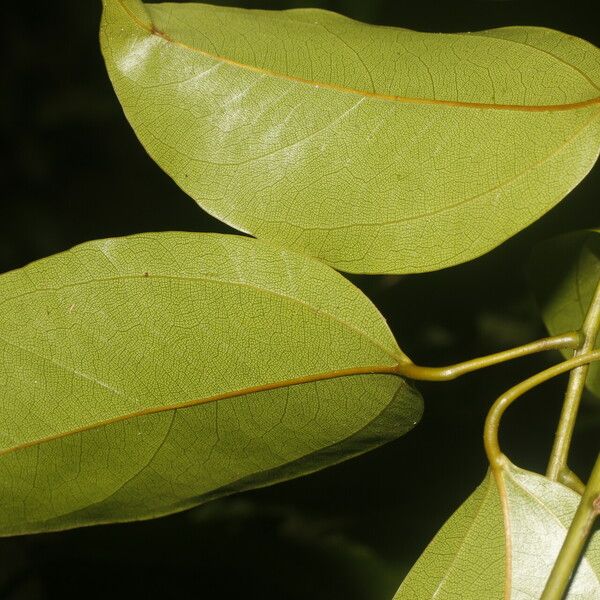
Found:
<box><xmin>0</xmin><ymin>232</ymin><xmax>421</xmax><ymax>536</ymax></box>
<box><xmin>393</xmin><ymin>461</ymin><xmax>600</xmax><ymax>599</ymax></box>
<box><xmin>528</xmin><ymin>230</ymin><xmax>600</xmax><ymax>396</ymax></box>
<box><xmin>100</xmin><ymin>0</ymin><xmax>600</xmax><ymax>274</ymax></box>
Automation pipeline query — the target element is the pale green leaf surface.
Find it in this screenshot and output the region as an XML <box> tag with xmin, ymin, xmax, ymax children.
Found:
<box><xmin>0</xmin><ymin>232</ymin><xmax>421</xmax><ymax>536</ymax></box>
<box><xmin>528</xmin><ymin>230</ymin><xmax>600</xmax><ymax>396</ymax></box>
<box><xmin>100</xmin><ymin>0</ymin><xmax>600</xmax><ymax>274</ymax></box>
<box><xmin>394</xmin><ymin>462</ymin><xmax>600</xmax><ymax>599</ymax></box>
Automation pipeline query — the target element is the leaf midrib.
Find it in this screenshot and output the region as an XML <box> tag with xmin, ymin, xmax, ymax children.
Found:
<box><xmin>6</xmin><ymin>376</ymin><xmax>409</xmax><ymax>537</ymax></box>
<box><xmin>493</xmin><ymin>467</ymin><xmax>512</xmax><ymax>600</ymax></box>
<box><xmin>0</xmin><ymin>365</ymin><xmax>399</xmax><ymax>458</ymax></box>
<box><xmin>0</xmin><ymin>270</ymin><xmax>403</xmax><ymax>457</ymax></box>
<box><xmin>113</xmin><ymin>0</ymin><xmax>600</xmax><ymax>113</ymax></box>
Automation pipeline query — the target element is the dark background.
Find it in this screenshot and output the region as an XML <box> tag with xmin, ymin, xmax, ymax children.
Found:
<box><xmin>2</xmin><ymin>1</ymin><xmax>599</xmax><ymax>598</ymax></box>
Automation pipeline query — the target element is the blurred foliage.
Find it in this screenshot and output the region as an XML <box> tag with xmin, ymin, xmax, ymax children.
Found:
<box><xmin>2</xmin><ymin>0</ymin><xmax>599</xmax><ymax>598</ymax></box>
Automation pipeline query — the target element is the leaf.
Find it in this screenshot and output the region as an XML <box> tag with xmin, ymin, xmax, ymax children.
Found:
<box><xmin>528</xmin><ymin>229</ymin><xmax>600</xmax><ymax>396</ymax></box>
<box><xmin>100</xmin><ymin>1</ymin><xmax>600</xmax><ymax>274</ymax></box>
<box><xmin>393</xmin><ymin>461</ymin><xmax>600</xmax><ymax>599</ymax></box>
<box><xmin>0</xmin><ymin>232</ymin><xmax>421</xmax><ymax>536</ymax></box>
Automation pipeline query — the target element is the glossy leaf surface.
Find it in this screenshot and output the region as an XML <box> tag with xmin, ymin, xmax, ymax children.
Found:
<box><xmin>528</xmin><ymin>230</ymin><xmax>600</xmax><ymax>396</ymax></box>
<box><xmin>101</xmin><ymin>0</ymin><xmax>600</xmax><ymax>274</ymax></box>
<box><xmin>394</xmin><ymin>462</ymin><xmax>600</xmax><ymax>599</ymax></box>
<box><xmin>0</xmin><ymin>232</ymin><xmax>421</xmax><ymax>536</ymax></box>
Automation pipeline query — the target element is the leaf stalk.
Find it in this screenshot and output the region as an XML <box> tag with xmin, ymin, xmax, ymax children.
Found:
<box><xmin>396</xmin><ymin>332</ymin><xmax>581</xmax><ymax>382</ymax></box>
<box><xmin>484</xmin><ymin>351</ymin><xmax>600</xmax><ymax>470</ymax></box>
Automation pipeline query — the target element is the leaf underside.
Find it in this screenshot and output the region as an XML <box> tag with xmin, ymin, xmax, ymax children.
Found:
<box><xmin>394</xmin><ymin>462</ymin><xmax>600</xmax><ymax>600</ymax></box>
<box><xmin>528</xmin><ymin>229</ymin><xmax>600</xmax><ymax>397</ymax></box>
<box><xmin>101</xmin><ymin>0</ymin><xmax>600</xmax><ymax>274</ymax></box>
<box><xmin>0</xmin><ymin>232</ymin><xmax>421</xmax><ymax>536</ymax></box>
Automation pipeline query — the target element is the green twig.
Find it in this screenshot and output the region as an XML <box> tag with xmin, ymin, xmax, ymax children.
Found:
<box><xmin>547</xmin><ymin>280</ymin><xmax>600</xmax><ymax>486</ymax></box>
<box><xmin>484</xmin><ymin>351</ymin><xmax>600</xmax><ymax>470</ymax></box>
<box><xmin>396</xmin><ymin>332</ymin><xmax>581</xmax><ymax>382</ymax></box>
<box><xmin>541</xmin><ymin>453</ymin><xmax>600</xmax><ymax>600</ymax></box>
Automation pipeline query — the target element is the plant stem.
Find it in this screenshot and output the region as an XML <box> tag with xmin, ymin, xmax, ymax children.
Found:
<box><xmin>396</xmin><ymin>332</ymin><xmax>582</xmax><ymax>382</ymax></box>
<box><xmin>547</xmin><ymin>280</ymin><xmax>600</xmax><ymax>485</ymax></box>
<box><xmin>484</xmin><ymin>351</ymin><xmax>600</xmax><ymax>470</ymax></box>
<box><xmin>541</xmin><ymin>453</ymin><xmax>600</xmax><ymax>600</ymax></box>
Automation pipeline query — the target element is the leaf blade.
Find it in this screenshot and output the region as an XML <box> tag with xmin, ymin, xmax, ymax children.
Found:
<box><xmin>0</xmin><ymin>232</ymin><xmax>421</xmax><ymax>535</ymax></box>
<box><xmin>394</xmin><ymin>463</ymin><xmax>600</xmax><ymax>599</ymax></box>
<box><xmin>528</xmin><ymin>229</ymin><xmax>600</xmax><ymax>396</ymax></box>
<box><xmin>101</xmin><ymin>0</ymin><xmax>600</xmax><ymax>273</ymax></box>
